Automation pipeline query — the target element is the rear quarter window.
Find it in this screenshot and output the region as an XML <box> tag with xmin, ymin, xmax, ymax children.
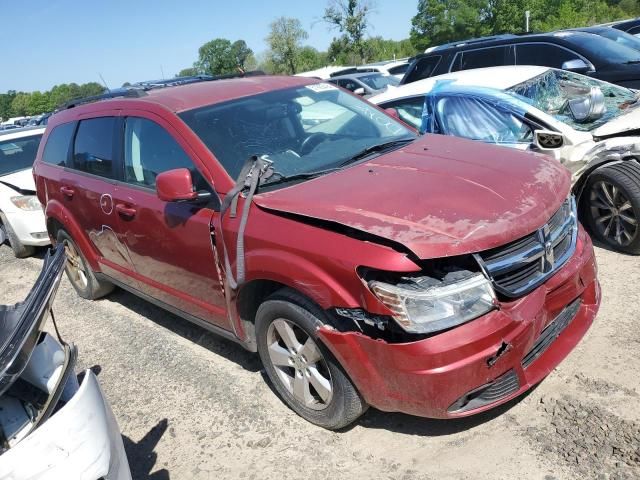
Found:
<box><xmin>42</xmin><ymin>122</ymin><xmax>75</xmax><ymax>167</ymax></box>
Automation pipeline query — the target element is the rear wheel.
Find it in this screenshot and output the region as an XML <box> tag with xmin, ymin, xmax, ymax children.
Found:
<box><xmin>256</xmin><ymin>289</ymin><xmax>367</xmax><ymax>430</ymax></box>
<box><xmin>56</xmin><ymin>230</ymin><xmax>114</xmax><ymax>299</ymax></box>
<box><xmin>0</xmin><ymin>215</ymin><xmax>35</xmax><ymax>258</ymax></box>
<box><xmin>584</xmin><ymin>162</ymin><xmax>640</xmax><ymax>254</ymax></box>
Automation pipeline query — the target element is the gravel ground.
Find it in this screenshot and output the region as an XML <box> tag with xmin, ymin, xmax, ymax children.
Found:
<box><xmin>0</xmin><ymin>243</ymin><xmax>638</xmax><ymax>480</ymax></box>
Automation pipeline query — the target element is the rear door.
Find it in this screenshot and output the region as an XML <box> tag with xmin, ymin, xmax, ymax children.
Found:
<box><xmin>59</xmin><ymin>114</ymin><xmax>137</xmax><ymax>285</ymax></box>
<box><xmin>113</xmin><ymin>113</ymin><xmax>228</xmax><ymax>328</ymax></box>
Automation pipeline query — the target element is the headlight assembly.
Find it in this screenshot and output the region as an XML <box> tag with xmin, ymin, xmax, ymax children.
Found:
<box><xmin>10</xmin><ymin>195</ymin><xmax>42</xmax><ymax>211</ymax></box>
<box><xmin>369</xmin><ymin>272</ymin><xmax>497</xmax><ymax>334</ymax></box>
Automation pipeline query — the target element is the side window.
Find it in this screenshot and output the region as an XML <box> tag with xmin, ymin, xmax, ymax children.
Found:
<box><xmin>123</xmin><ymin>117</ymin><xmax>207</xmax><ymax>190</ymax></box>
<box><xmin>452</xmin><ymin>46</ymin><xmax>514</xmax><ymax>72</ymax></box>
<box><xmin>42</xmin><ymin>122</ymin><xmax>75</xmax><ymax>167</ymax></box>
<box><xmin>435</xmin><ymin>96</ymin><xmax>533</xmax><ymax>144</ymax></box>
<box><xmin>516</xmin><ymin>44</ymin><xmax>580</xmax><ymax>68</ymax></box>
<box><xmin>381</xmin><ymin>97</ymin><xmax>425</xmax><ymax>130</ymax></box>
<box><xmin>408</xmin><ymin>56</ymin><xmax>442</xmax><ymax>82</ymax></box>
<box><xmin>73</xmin><ymin>117</ymin><xmax>116</xmax><ymax>178</ymax></box>
<box><xmin>628</xmin><ymin>26</ymin><xmax>640</xmax><ymax>35</ymax></box>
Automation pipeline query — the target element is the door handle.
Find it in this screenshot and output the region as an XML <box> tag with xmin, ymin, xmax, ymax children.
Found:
<box><xmin>60</xmin><ymin>186</ymin><xmax>75</xmax><ymax>199</ymax></box>
<box><xmin>115</xmin><ymin>203</ymin><xmax>137</xmax><ymax>218</ymax></box>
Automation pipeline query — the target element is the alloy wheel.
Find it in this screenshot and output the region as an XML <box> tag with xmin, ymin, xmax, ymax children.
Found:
<box><xmin>266</xmin><ymin>318</ymin><xmax>333</xmax><ymax>410</ymax></box>
<box><xmin>590</xmin><ymin>180</ymin><xmax>638</xmax><ymax>247</ymax></box>
<box><xmin>63</xmin><ymin>240</ymin><xmax>88</xmax><ymax>290</ymax></box>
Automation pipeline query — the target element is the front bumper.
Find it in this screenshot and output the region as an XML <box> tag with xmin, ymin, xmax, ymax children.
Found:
<box><xmin>0</xmin><ymin>369</ymin><xmax>131</xmax><ymax>479</ymax></box>
<box><xmin>318</xmin><ymin>225</ymin><xmax>600</xmax><ymax>419</ymax></box>
<box><xmin>2</xmin><ymin>209</ymin><xmax>49</xmax><ymax>246</ymax></box>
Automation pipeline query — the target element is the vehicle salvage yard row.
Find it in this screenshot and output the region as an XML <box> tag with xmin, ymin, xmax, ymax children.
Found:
<box><xmin>0</xmin><ymin>243</ymin><xmax>638</xmax><ymax>480</ymax></box>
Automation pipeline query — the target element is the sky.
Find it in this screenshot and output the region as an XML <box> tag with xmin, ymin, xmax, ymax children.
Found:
<box><xmin>2</xmin><ymin>0</ymin><xmax>417</xmax><ymax>92</ymax></box>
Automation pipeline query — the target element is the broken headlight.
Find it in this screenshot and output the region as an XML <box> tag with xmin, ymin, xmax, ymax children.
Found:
<box><xmin>368</xmin><ymin>272</ymin><xmax>497</xmax><ymax>334</ymax></box>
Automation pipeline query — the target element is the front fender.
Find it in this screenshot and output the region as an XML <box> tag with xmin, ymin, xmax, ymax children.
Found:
<box><xmin>45</xmin><ymin>199</ymin><xmax>101</xmax><ymax>271</ymax></box>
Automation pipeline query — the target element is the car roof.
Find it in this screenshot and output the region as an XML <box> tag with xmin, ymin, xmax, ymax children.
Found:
<box><xmin>0</xmin><ymin>126</ymin><xmax>46</xmax><ymax>140</ymax></box>
<box><xmin>330</xmin><ymin>72</ymin><xmax>383</xmax><ymax>81</ymax></box>
<box><xmin>53</xmin><ymin>75</ymin><xmax>318</xmax><ymax>117</ymax></box>
<box><xmin>371</xmin><ymin>65</ymin><xmax>549</xmax><ymax>104</ymax></box>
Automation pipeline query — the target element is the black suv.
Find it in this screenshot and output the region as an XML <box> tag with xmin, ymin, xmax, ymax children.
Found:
<box><xmin>402</xmin><ymin>31</ymin><xmax>640</xmax><ymax>88</ymax></box>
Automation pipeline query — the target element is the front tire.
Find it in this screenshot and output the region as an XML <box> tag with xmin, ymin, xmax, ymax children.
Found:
<box><xmin>0</xmin><ymin>215</ymin><xmax>36</xmax><ymax>258</ymax></box>
<box><xmin>56</xmin><ymin>230</ymin><xmax>114</xmax><ymax>299</ymax></box>
<box><xmin>255</xmin><ymin>289</ymin><xmax>367</xmax><ymax>430</ymax></box>
<box><xmin>584</xmin><ymin>162</ymin><xmax>640</xmax><ymax>254</ymax></box>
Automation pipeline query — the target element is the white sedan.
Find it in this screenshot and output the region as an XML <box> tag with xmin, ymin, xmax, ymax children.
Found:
<box><xmin>371</xmin><ymin>65</ymin><xmax>640</xmax><ymax>254</ymax></box>
<box><xmin>0</xmin><ymin>127</ymin><xmax>50</xmax><ymax>257</ymax></box>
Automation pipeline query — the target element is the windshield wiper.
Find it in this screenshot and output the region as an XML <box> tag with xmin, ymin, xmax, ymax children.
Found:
<box><xmin>260</xmin><ymin>167</ymin><xmax>341</xmax><ymax>188</ymax></box>
<box><xmin>338</xmin><ymin>137</ymin><xmax>415</xmax><ymax>167</ymax></box>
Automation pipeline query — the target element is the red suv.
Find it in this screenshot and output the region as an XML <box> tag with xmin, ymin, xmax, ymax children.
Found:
<box><xmin>33</xmin><ymin>75</ymin><xmax>600</xmax><ymax>429</ymax></box>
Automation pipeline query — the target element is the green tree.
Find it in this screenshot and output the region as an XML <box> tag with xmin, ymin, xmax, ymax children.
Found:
<box><xmin>230</xmin><ymin>40</ymin><xmax>255</xmax><ymax>70</ymax></box>
<box><xmin>0</xmin><ymin>91</ymin><xmax>17</xmax><ymax>121</ymax></box>
<box><xmin>195</xmin><ymin>38</ymin><xmax>238</xmax><ymax>75</ymax></box>
<box><xmin>10</xmin><ymin>93</ymin><xmax>30</xmax><ymax>117</ymax></box>
<box><xmin>266</xmin><ymin>17</ymin><xmax>309</xmax><ymax>74</ymax></box>
<box><xmin>176</xmin><ymin>68</ymin><xmax>199</xmax><ymax>77</ymax></box>
<box><xmin>323</xmin><ymin>0</ymin><xmax>374</xmax><ymax>63</ymax></box>
<box><xmin>26</xmin><ymin>91</ymin><xmax>50</xmax><ymax>116</ymax></box>
<box><xmin>296</xmin><ymin>46</ymin><xmax>329</xmax><ymax>72</ymax></box>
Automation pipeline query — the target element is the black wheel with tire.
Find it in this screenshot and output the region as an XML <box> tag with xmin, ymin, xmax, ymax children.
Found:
<box><xmin>584</xmin><ymin>162</ymin><xmax>640</xmax><ymax>254</ymax></box>
<box><xmin>0</xmin><ymin>215</ymin><xmax>36</xmax><ymax>258</ymax></box>
<box><xmin>56</xmin><ymin>230</ymin><xmax>114</xmax><ymax>299</ymax></box>
<box><xmin>255</xmin><ymin>288</ymin><xmax>367</xmax><ymax>430</ymax></box>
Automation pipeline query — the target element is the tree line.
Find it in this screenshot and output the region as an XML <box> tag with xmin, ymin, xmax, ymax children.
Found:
<box><xmin>3</xmin><ymin>0</ymin><xmax>640</xmax><ymax>120</ymax></box>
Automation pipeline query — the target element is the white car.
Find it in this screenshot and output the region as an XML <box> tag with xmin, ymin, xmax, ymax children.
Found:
<box><xmin>371</xmin><ymin>65</ymin><xmax>640</xmax><ymax>254</ymax></box>
<box><xmin>0</xmin><ymin>127</ymin><xmax>50</xmax><ymax>257</ymax></box>
<box><xmin>0</xmin><ymin>247</ymin><xmax>131</xmax><ymax>479</ymax></box>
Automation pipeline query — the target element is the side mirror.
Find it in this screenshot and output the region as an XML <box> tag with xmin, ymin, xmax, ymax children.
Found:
<box><xmin>567</xmin><ymin>86</ymin><xmax>606</xmax><ymax>122</ymax></box>
<box><xmin>385</xmin><ymin>107</ymin><xmax>400</xmax><ymax>119</ymax></box>
<box><xmin>353</xmin><ymin>87</ymin><xmax>366</xmax><ymax>96</ymax></box>
<box><xmin>156</xmin><ymin>168</ymin><xmax>198</xmax><ymax>202</ymax></box>
<box><xmin>561</xmin><ymin>59</ymin><xmax>593</xmax><ymax>74</ymax></box>
<box><xmin>533</xmin><ymin>130</ymin><xmax>565</xmax><ymax>150</ymax></box>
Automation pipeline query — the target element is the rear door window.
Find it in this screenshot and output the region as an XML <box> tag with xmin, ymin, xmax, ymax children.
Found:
<box><xmin>72</xmin><ymin>117</ymin><xmax>117</xmax><ymax>178</ymax></box>
<box><xmin>451</xmin><ymin>46</ymin><xmax>515</xmax><ymax>71</ymax></box>
<box><xmin>516</xmin><ymin>44</ymin><xmax>581</xmax><ymax>68</ymax></box>
<box><xmin>42</xmin><ymin>122</ymin><xmax>75</xmax><ymax>167</ymax></box>
<box><xmin>123</xmin><ymin>117</ymin><xmax>207</xmax><ymax>190</ymax></box>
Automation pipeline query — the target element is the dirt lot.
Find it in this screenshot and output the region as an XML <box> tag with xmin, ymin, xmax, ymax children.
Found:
<box><xmin>0</xmin><ymin>243</ymin><xmax>638</xmax><ymax>480</ymax></box>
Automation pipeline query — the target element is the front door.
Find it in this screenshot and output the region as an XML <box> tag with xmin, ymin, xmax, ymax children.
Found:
<box><xmin>114</xmin><ymin>114</ymin><xmax>228</xmax><ymax>329</ymax></box>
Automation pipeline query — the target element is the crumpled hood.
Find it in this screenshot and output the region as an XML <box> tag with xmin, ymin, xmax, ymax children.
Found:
<box><xmin>592</xmin><ymin>107</ymin><xmax>640</xmax><ymax>138</ymax></box>
<box><xmin>0</xmin><ymin>169</ymin><xmax>36</xmax><ymax>193</ymax></box>
<box><xmin>255</xmin><ymin>135</ymin><xmax>571</xmax><ymax>259</ymax></box>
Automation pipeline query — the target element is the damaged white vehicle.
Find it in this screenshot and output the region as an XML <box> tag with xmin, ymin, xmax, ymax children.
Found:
<box><xmin>0</xmin><ymin>247</ymin><xmax>131</xmax><ymax>479</ymax></box>
<box><xmin>371</xmin><ymin>65</ymin><xmax>640</xmax><ymax>253</ymax></box>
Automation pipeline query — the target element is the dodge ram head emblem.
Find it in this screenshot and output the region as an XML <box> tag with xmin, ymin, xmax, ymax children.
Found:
<box><xmin>538</xmin><ymin>224</ymin><xmax>554</xmax><ymax>273</ymax></box>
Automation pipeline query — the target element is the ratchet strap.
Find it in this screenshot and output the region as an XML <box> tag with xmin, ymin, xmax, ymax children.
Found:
<box><xmin>219</xmin><ymin>156</ymin><xmax>273</xmax><ymax>290</ymax></box>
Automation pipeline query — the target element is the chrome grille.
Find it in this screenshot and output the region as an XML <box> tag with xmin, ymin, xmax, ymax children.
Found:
<box><xmin>477</xmin><ymin>197</ymin><xmax>578</xmax><ymax>298</ymax></box>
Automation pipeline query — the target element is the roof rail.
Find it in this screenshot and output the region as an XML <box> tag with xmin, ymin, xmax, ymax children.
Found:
<box><xmin>60</xmin><ymin>70</ymin><xmax>266</xmax><ymax>110</ymax></box>
<box><xmin>427</xmin><ymin>34</ymin><xmax>518</xmax><ymax>52</ymax></box>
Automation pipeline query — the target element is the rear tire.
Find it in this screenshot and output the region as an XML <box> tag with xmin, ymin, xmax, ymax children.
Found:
<box><xmin>255</xmin><ymin>288</ymin><xmax>367</xmax><ymax>430</ymax></box>
<box><xmin>56</xmin><ymin>230</ymin><xmax>114</xmax><ymax>299</ymax></box>
<box><xmin>0</xmin><ymin>215</ymin><xmax>36</xmax><ymax>258</ymax></box>
<box><xmin>584</xmin><ymin>162</ymin><xmax>640</xmax><ymax>254</ymax></box>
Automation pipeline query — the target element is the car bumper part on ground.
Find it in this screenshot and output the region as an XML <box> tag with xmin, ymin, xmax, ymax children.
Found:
<box><xmin>319</xmin><ymin>225</ymin><xmax>599</xmax><ymax>419</ymax></box>
<box><xmin>3</xmin><ymin>209</ymin><xmax>49</xmax><ymax>246</ymax></box>
<box><xmin>0</xmin><ymin>369</ymin><xmax>132</xmax><ymax>480</ymax></box>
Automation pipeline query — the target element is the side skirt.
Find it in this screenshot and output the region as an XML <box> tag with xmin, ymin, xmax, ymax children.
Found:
<box><xmin>94</xmin><ymin>273</ymin><xmax>254</xmax><ymax>352</ymax></box>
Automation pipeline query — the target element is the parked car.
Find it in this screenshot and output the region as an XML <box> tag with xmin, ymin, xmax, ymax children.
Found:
<box><xmin>565</xmin><ymin>25</ymin><xmax>640</xmax><ymax>51</ymax></box>
<box><xmin>402</xmin><ymin>31</ymin><xmax>640</xmax><ymax>89</ymax></box>
<box><xmin>0</xmin><ymin>127</ymin><xmax>50</xmax><ymax>257</ymax></box>
<box><xmin>372</xmin><ymin>65</ymin><xmax>640</xmax><ymax>253</ymax></box>
<box><xmin>327</xmin><ymin>72</ymin><xmax>399</xmax><ymax>97</ymax></box>
<box><xmin>607</xmin><ymin>17</ymin><xmax>640</xmax><ymax>37</ymax></box>
<box><xmin>0</xmin><ymin>125</ymin><xmax>19</xmax><ymax>131</ymax></box>
<box><xmin>0</xmin><ymin>247</ymin><xmax>131</xmax><ymax>479</ymax></box>
<box><xmin>34</xmin><ymin>74</ymin><xmax>600</xmax><ymax>429</ymax></box>
<box><xmin>355</xmin><ymin>60</ymin><xmax>411</xmax><ymax>80</ymax></box>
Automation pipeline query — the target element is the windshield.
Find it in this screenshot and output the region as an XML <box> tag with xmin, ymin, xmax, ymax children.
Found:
<box><xmin>0</xmin><ymin>134</ymin><xmax>42</xmax><ymax>176</ymax></box>
<box><xmin>592</xmin><ymin>28</ymin><xmax>640</xmax><ymax>52</ymax></box>
<box><xmin>561</xmin><ymin>32</ymin><xmax>640</xmax><ymax>63</ymax></box>
<box><xmin>358</xmin><ymin>74</ymin><xmax>399</xmax><ymax>90</ymax></box>
<box><xmin>179</xmin><ymin>84</ymin><xmax>415</xmax><ymax>182</ymax></box>
<box><xmin>507</xmin><ymin>69</ymin><xmax>638</xmax><ymax>131</ymax></box>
